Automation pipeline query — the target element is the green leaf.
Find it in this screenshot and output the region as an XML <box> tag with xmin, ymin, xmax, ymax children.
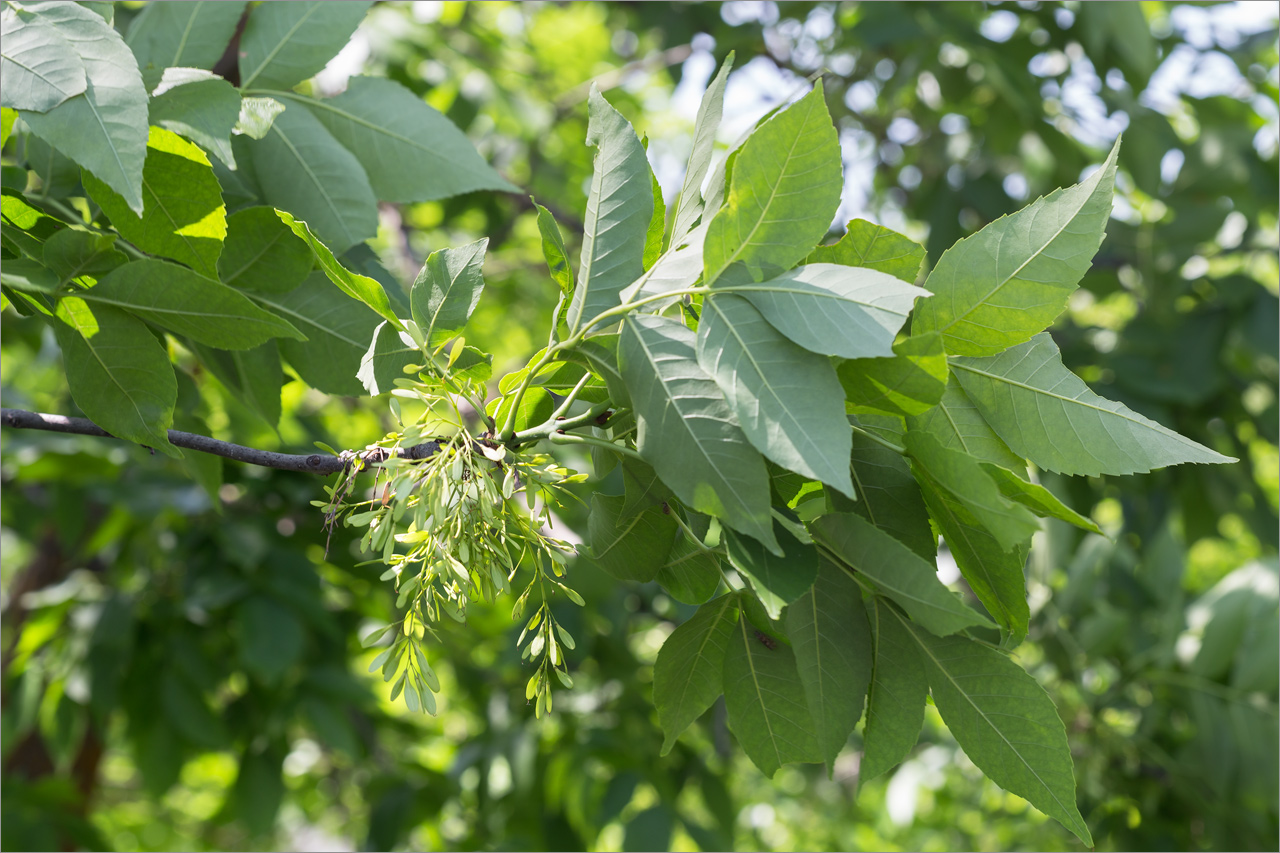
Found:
<box><xmin>723</xmin><ymin>612</ymin><xmax>822</xmax><ymax>777</ymax></box>
<box><xmin>840</xmin><ymin>332</ymin><xmax>947</xmax><ymax>418</ymax></box>
<box><xmin>534</xmin><ymin>201</ymin><xmax>574</xmax><ymax>296</ymax></box>
<box><xmin>979</xmin><ymin>463</ymin><xmax>1103</xmax><ymax>534</ymax></box>
<box><xmin>643</xmin><ymin>157</ymin><xmax>666</xmax><ymax>270</ymax></box>
<box><xmin>410</xmin><ymin>238</ymin><xmax>487</xmax><ymax>347</ymax></box>
<box><xmin>670</xmin><ymin>52</ymin><xmax>733</xmax><ymax>246</ymax></box>
<box><xmin>811</xmin><ymin>513</ymin><xmax>995</xmax><ymax>635</ymax></box>
<box><xmin>904</xmin><ymin>431</ymin><xmax>1040</xmax><ymax>552</ymax></box>
<box><xmin>952</xmin><ymin>332</ymin><xmax>1235</xmax><ymax>475</ymax></box>
<box><xmin>238</xmin><ymin>1</ymin><xmax>371</xmax><ymax>90</ymax></box>
<box><xmin>588</xmin><ymin>494</ymin><xmax>678</xmax><ymax>583</ymax></box>
<box><xmin>785</xmin><ymin>560</ymin><xmax>873</xmax><ymax>774</ymax></box>
<box><xmin>619</xmin><ymin>458</ymin><xmax>673</xmax><ymax>518</ymax></box>
<box><xmin>902</xmin><ymin>619</ymin><xmax>1093</xmax><ymax>846</ymax></box>
<box><xmin>703</xmin><ymin>83</ymin><xmax>841</xmax><ymax>285</ymax></box>
<box><xmin>356</xmin><ymin>321</ymin><xmax>416</xmax><ymax>396</ymax></box>
<box><xmin>567</xmin><ymin>335</ymin><xmax>629</xmax><ymax>408</ymax></box>
<box><xmin>913</xmin><ymin>139</ymin><xmax>1120</xmax><ymax>356</ymax></box>
<box><xmin>906</xmin><ymin>375</ymin><xmax>1025</xmax><ymax>470</ymax></box>
<box><xmin>161</xmin><ymin>671</ymin><xmax>228</xmax><ymax>749</ymax></box>
<box><xmin>78</xmin><ymin>259</ymin><xmax>304</xmax><ymax>350</ymax></box>
<box><xmin>719</xmin><ymin>264</ymin><xmax>928</xmax><ymax>359</ymax></box>
<box><xmin>619</xmin><ymin>314</ymin><xmax>777</xmax><ymax>553</ymax></box>
<box><xmin>847</xmin><ymin>420</ymin><xmax>937</xmax><ymax>559</ymax></box>
<box><xmin>808</xmin><ymin>218</ymin><xmax>926</xmax><ymax>284</ymax></box>
<box><xmin>697</xmin><ymin>294</ymin><xmax>855</xmax><ymax>498</ymax></box>
<box><xmin>52</xmin><ymin>297</ymin><xmax>178</xmax><ymax>456</ymax></box>
<box><xmin>567</xmin><ymin>86</ymin><xmax>652</xmax><ymax>332</ymax></box>
<box><xmin>231</xmin><ymin>747</ymin><xmax>284</xmax><ymax>836</ymax></box>
<box><xmin>860</xmin><ymin>596</ymin><xmax>928</xmax><ymax>783</ymax></box>
<box><xmin>1</xmin><ymin>5</ymin><xmax>87</xmax><ymax>112</ymax></box>
<box><xmin>284</xmin><ymin>77</ymin><xmax>518</xmax><ymax>202</ymax></box>
<box><xmin>276</xmin><ymin>209</ymin><xmax>398</xmax><ymax>326</ymax></box>
<box><xmin>218</xmin><ymin>206</ymin><xmax>314</xmax><ymax>294</ymax></box>
<box><xmin>82</xmin><ymin>127</ymin><xmax>227</xmax><ymax>277</ymax></box>
<box><xmin>654</xmin><ymin>594</ymin><xmax>738</xmax><ymax>754</ymax></box>
<box><xmin>1</xmin><ymin>107</ymin><xmax>16</xmax><ymax>146</ymax></box>
<box><xmin>655</xmin><ymin>535</ymin><xmax>722</xmax><ymax>606</ymax></box>
<box><xmin>724</xmin><ymin>522</ymin><xmax>819</xmax><ymax>620</ymax></box>
<box><xmin>21</xmin><ymin>1</ymin><xmax>148</xmax><ymax>213</ymax></box>
<box><xmin>148</xmin><ymin>68</ymin><xmax>240</xmax><ymax>169</ymax></box>
<box><xmin>191</xmin><ymin>340</ymin><xmax>282</xmax><ymax>429</ymax></box>
<box><xmin>236</xmin><ymin>596</ymin><xmax>305</xmax><ymax>684</ymax></box>
<box><xmin>256</xmin><ymin>271</ymin><xmax>382</xmax><ymax>396</ymax></box>
<box><xmin>125</xmin><ymin>0</ymin><xmax>246</xmax><ymax>90</ymax></box>
<box><xmin>0</xmin><ymin>257</ymin><xmax>57</xmax><ymax>292</ymax></box>
<box><xmin>249</xmin><ymin>106</ymin><xmax>378</xmax><ymax>254</ymax></box>
<box><xmin>41</xmin><ymin>228</ymin><xmax>127</xmax><ymax>283</ymax></box>
<box><xmin>488</xmin><ymin>385</ymin><xmax>555</xmax><ymax>437</ymax></box>
<box><xmin>915</xmin><ymin>471</ymin><xmax>1031</xmax><ymax>642</ymax></box>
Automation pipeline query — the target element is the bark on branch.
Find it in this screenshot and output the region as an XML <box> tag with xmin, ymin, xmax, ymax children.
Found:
<box><xmin>0</xmin><ymin>409</ymin><xmax>438</xmax><ymax>476</ymax></box>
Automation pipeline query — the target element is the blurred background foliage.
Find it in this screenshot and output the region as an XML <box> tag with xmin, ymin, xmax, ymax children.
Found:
<box><xmin>2</xmin><ymin>1</ymin><xmax>1277</xmax><ymax>850</ymax></box>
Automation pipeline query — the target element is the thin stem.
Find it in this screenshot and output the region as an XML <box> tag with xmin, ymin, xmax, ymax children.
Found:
<box><xmin>546</xmin><ymin>372</ymin><xmax>592</xmax><ymax>422</ymax></box>
<box><xmin>851</xmin><ymin>424</ymin><xmax>906</xmax><ymax>456</ymax></box>
<box><xmin>669</xmin><ymin>509</ymin><xmax>720</xmax><ymax>555</ymax></box>
<box><xmin>498</xmin><ymin>286</ymin><xmax>710</xmax><ymax>442</ymax></box>
<box><xmin>0</xmin><ymin>408</ymin><xmax>440</xmax><ymax>476</ymax></box>
<box><xmin>546</xmin><ymin>432</ymin><xmax>643</xmax><ymax>461</ymax></box>
<box><xmin>512</xmin><ymin>400</ymin><xmax>612</xmax><ymax>445</ymax></box>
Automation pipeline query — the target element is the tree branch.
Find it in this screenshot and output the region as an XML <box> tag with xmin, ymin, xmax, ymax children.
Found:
<box><xmin>0</xmin><ymin>409</ymin><xmax>439</xmax><ymax>476</ymax></box>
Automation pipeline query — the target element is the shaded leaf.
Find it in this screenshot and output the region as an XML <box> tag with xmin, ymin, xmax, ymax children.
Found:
<box><xmin>218</xmin><ymin>206</ymin><xmax>314</xmax><ymax>294</ymax></box>
<box><xmin>979</xmin><ymin>463</ymin><xmax>1103</xmax><ymax>534</ymax></box>
<box><xmin>811</xmin><ymin>513</ymin><xmax>995</xmax><ymax>635</ymax></box>
<box><xmin>249</xmin><ymin>105</ymin><xmax>377</xmax><ymax>254</ymax></box>
<box><xmin>860</xmin><ymin>596</ymin><xmax>928</xmax><ymax>782</ymax></box>
<box><xmin>786</xmin><ymin>560</ymin><xmax>873</xmax><ymax>774</ymax></box>
<box><xmin>256</xmin><ymin>271</ymin><xmax>381</xmax><ymax>396</ymax></box>
<box><xmin>723</xmin><ymin>612</ymin><xmax>822</xmax><ymax>777</ymax></box>
<box><xmin>41</xmin><ymin>229</ymin><xmax>127</xmax><ymax>283</ymax></box>
<box><xmin>905</xmin><ymin>431</ymin><xmax>1040</xmax><ymax>552</ymax></box>
<box><xmin>238</xmin><ymin>1</ymin><xmax>371</xmax><ymax>90</ymax></box>
<box><xmin>191</xmin><ymin>340</ymin><xmax>282</xmax><ymax>429</ymax></box>
<box><xmin>588</xmin><ymin>493</ymin><xmax>677</xmax><ymax>583</ymax></box>
<box><xmin>125</xmin><ymin>0</ymin><xmax>246</xmax><ymax>89</ymax></box>
<box><xmin>654</xmin><ymin>594</ymin><xmax>738</xmax><ymax>754</ymax></box>
<box><xmin>357</xmin><ymin>320</ymin><xmax>417</xmax><ymax>396</ymax></box>
<box><xmin>534</xmin><ymin>201</ymin><xmax>573</xmax><ymax>296</ymax></box>
<box><xmin>840</xmin><ymin>332</ymin><xmax>947</xmax><ymax>418</ymax></box>
<box><xmin>655</xmin><ymin>535</ymin><xmax>722</xmax><ymax>606</ymax></box>
<box><xmin>724</xmin><ymin>522</ymin><xmax>819</xmax><ymax>620</ymax></box>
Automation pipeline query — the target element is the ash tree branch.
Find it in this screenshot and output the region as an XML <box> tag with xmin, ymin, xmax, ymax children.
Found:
<box><xmin>0</xmin><ymin>409</ymin><xmax>438</xmax><ymax>476</ymax></box>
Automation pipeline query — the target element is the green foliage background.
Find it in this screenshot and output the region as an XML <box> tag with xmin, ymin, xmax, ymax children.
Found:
<box><xmin>2</xmin><ymin>1</ymin><xmax>1276</xmax><ymax>851</ymax></box>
